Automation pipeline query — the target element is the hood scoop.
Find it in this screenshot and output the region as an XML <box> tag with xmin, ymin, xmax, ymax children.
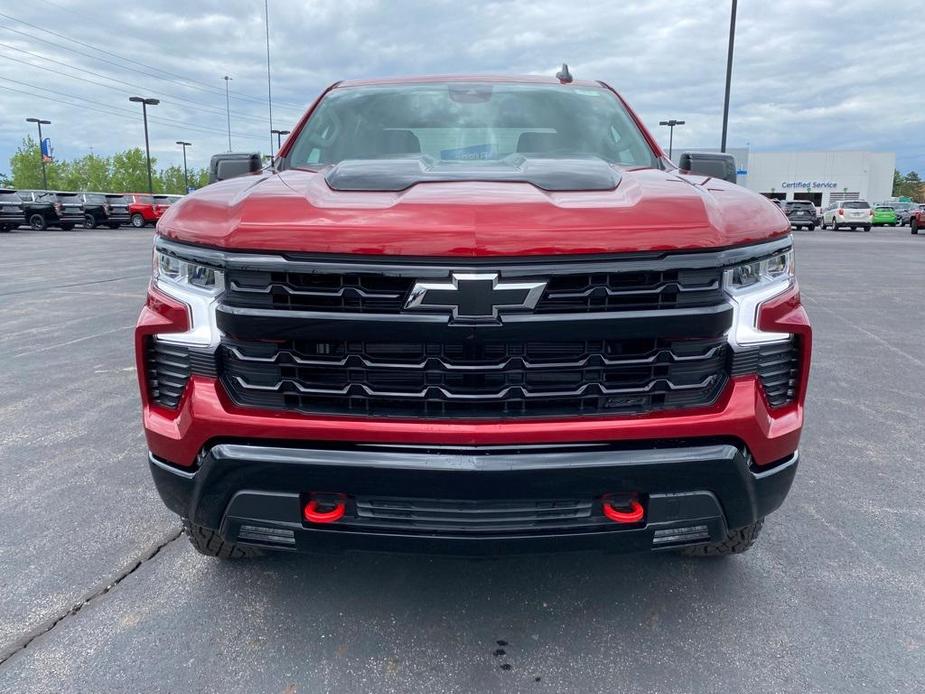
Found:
<box><xmin>324</xmin><ymin>154</ymin><xmax>622</xmax><ymax>193</ymax></box>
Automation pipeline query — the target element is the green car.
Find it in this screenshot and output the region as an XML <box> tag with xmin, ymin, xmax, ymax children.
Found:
<box><xmin>872</xmin><ymin>206</ymin><xmax>898</xmax><ymax>226</ymax></box>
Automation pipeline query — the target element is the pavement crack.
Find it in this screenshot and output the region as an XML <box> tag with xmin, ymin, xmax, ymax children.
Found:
<box><xmin>0</xmin><ymin>528</ymin><xmax>183</xmax><ymax>667</ymax></box>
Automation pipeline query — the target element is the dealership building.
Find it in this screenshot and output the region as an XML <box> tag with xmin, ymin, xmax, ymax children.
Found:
<box><xmin>672</xmin><ymin>149</ymin><xmax>896</xmax><ymax>207</ymax></box>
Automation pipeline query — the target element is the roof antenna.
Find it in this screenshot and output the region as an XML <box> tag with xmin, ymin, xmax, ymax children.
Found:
<box><xmin>556</xmin><ymin>63</ymin><xmax>573</xmax><ymax>84</ymax></box>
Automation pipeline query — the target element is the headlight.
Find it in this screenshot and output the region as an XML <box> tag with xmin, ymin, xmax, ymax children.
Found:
<box><xmin>154</xmin><ymin>249</ymin><xmax>222</xmax><ymax>292</ymax></box>
<box><xmin>152</xmin><ymin>247</ymin><xmax>224</xmax><ymax>347</ymax></box>
<box><xmin>724</xmin><ymin>248</ymin><xmax>795</xmax><ymax>346</ymax></box>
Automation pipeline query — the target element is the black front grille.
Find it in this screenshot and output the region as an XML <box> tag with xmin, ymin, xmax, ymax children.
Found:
<box><xmin>220</xmin><ymin>336</ymin><xmax>728</xmax><ymax>418</ymax></box>
<box><xmin>730</xmin><ymin>338</ymin><xmax>800</xmax><ymax>407</ymax></box>
<box><xmin>223</xmin><ymin>265</ymin><xmax>724</xmax><ymax>314</ymax></box>
<box><xmin>348</xmin><ymin>496</ymin><xmax>601</xmax><ymax>535</ymax></box>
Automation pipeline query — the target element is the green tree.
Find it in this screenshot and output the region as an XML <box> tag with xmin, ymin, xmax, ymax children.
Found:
<box><xmin>65</xmin><ymin>154</ymin><xmax>113</xmax><ymax>192</ymax></box>
<box><xmin>902</xmin><ymin>171</ymin><xmax>923</xmax><ymax>201</ymax></box>
<box><xmin>157</xmin><ymin>165</ymin><xmax>186</xmax><ymax>194</ymax></box>
<box><xmin>892</xmin><ymin>169</ymin><xmax>904</xmax><ymax>196</ymax></box>
<box><xmin>110</xmin><ymin>148</ymin><xmax>156</xmax><ymax>193</ymax></box>
<box><xmin>9</xmin><ymin>136</ymin><xmax>67</xmax><ymax>189</ymax></box>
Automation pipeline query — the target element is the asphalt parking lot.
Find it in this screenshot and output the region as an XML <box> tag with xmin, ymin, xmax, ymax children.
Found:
<box><xmin>0</xmin><ymin>226</ymin><xmax>923</xmax><ymax>693</ymax></box>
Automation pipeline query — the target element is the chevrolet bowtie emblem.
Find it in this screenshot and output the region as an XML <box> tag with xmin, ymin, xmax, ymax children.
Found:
<box><xmin>404</xmin><ymin>273</ymin><xmax>547</xmax><ymax>321</ymax></box>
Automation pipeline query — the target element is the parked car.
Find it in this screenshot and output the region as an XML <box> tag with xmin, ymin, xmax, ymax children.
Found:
<box><xmin>897</xmin><ymin>203</ymin><xmax>925</xmax><ymax>226</ymax></box>
<box><xmin>871</xmin><ymin>206</ymin><xmax>898</xmax><ymax>227</ymax></box>
<box><xmin>22</xmin><ymin>191</ymin><xmax>84</xmax><ymax>231</ymax></box>
<box><xmin>911</xmin><ymin>206</ymin><xmax>925</xmax><ymax>234</ymax></box>
<box><xmin>79</xmin><ymin>193</ymin><xmax>120</xmax><ymax>229</ymax></box>
<box><xmin>104</xmin><ymin>194</ymin><xmax>132</xmax><ymax>227</ymax></box>
<box><xmin>0</xmin><ymin>188</ymin><xmax>24</xmax><ymax>231</ymax></box>
<box><xmin>138</xmin><ymin>74</ymin><xmax>812</xmax><ymax>560</ymax></box>
<box><xmin>821</xmin><ymin>200</ymin><xmax>872</xmax><ymax>231</ymax></box>
<box><xmin>153</xmin><ymin>194</ymin><xmax>182</xmax><ymax>218</ymax></box>
<box><xmin>127</xmin><ymin>193</ymin><xmax>160</xmax><ymax>228</ymax></box>
<box><xmin>782</xmin><ymin>200</ymin><xmax>818</xmax><ymax>230</ymax></box>
<box><xmin>877</xmin><ymin>201</ymin><xmax>911</xmax><ymax>224</ymax></box>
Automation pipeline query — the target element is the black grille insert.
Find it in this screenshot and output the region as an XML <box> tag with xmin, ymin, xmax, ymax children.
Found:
<box><xmin>730</xmin><ymin>338</ymin><xmax>800</xmax><ymax>407</ymax></box>
<box><xmin>223</xmin><ymin>266</ymin><xmax>724</xmax><ymax>314</ymax></box>
<box><xmin>144</xmin><ymin>339</ymin><xmax>217</xmax><ymax>409</ymax></box>
<box><xmin>349</xmin><ymin>496</ymin><xmax>600</xmax><ymax>535</ymax></box>
<box><xmin>145</xmin><ymin>339</ymin><xmax>192</xmax><ymax>408</ymax></box>
<box><xmin>220</xmin><ymin>336</ymin><xmax>728</xmax><ymax>418</ymax></box>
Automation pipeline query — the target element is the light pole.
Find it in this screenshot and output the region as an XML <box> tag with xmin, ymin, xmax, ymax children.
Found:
<box><xmin>271</xmin><ymin>129</ymin><xmax>290</xmax><ymax>155</ymax></box>
<box><xmin>720</xmin><ymin>0</ymin><xmax>738</xmax><ymax>152</ymax></box>
<box><xmin>265</xmin><ymin>0</ymin><xmax>274</xmax><ymax>159</ymax></box>
<box><xmin>176</xmin><ymin>141</ymin><xmax>191</xmax><ymax>192</ymax></box>
<box><xmin>658</xmin><ymin>119</ymin><xmax>685</xmax><ymax>160</ymax></box>
<box><xmin>223</xmin><ymin>75</ymin><xmax>232</xmax><ymax>151</ymax></box>
<box><xmin>129</xmin><ymin>96</ymin><xmax>159</xmax><ymax>194</ymax></box>
<box><xmin>25</xmin><ymin>117</ymin><xmax>51</xmax><ymax>190</ymax></box>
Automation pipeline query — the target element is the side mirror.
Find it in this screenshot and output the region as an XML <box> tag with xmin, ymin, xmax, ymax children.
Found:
<box><xmin>679</xmin><ymin>152</ymin><xmax>737</xmax><ymax>184</ymax></box>
<box><xmin>208</xmin><ymin>152</ymin><xmax>262</xmax><ymax>183</ymax></box>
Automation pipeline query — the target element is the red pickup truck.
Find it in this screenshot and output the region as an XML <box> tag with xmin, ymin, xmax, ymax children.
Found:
<box><xmin>127</xmin><ymin>194</ymin><xmax>160</xmax><ymax>228</ymax></box>
<box><xmin>137</xmin><ymin>74</ymin><xmax>811</xmax><ymax>560</ymax></box>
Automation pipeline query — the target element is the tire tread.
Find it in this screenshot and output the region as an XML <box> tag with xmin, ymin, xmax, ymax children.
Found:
<box><xmin>679</xmin><ymin>519</ymin><xmax>764</xmax><ymax>557</ymax></box>
<box><xmin>182</xmin><ymin>519</ymin><xmax>261</xmax><ymax>559</ymax></box>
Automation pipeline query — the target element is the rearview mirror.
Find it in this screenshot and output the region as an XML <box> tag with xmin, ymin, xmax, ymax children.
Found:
<box><xmin>209</xmin><ymin>152</ymin><xmax>262</xmax><ymax>183</ymax></box>
<box><xmin>678</xmin><ymin>152</ymin><xmax>737</xmax><ymax>184</ymax></box>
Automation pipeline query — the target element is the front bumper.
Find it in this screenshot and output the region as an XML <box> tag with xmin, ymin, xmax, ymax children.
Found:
<box><xmin>150</xmin><ymin>441</ymin><xmax>798</xmax><ymax>555</ymax></box>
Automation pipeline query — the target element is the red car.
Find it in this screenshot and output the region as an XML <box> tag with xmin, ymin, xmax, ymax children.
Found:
<box><xmin>911</xmin><ymin>206</ymin><xmax>924</xmax><ymax>234</ymax></box>
<box><xmin>137</xmin><ymin>74</ymin><xmax>812</xmax><ymax>560</ymax></box>
<box><xmin>127</xmin><ymin>193</ymin><xmax>161</xmax><ymax>228</ymax></box>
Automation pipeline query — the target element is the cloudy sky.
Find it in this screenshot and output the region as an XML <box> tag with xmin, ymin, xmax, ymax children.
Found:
<box><xmin>0</xmin><ymin>0</ymin><xmax>922</xmax><ymax>176</ymax></box>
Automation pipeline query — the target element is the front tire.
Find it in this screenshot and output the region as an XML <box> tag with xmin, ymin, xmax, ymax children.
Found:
<box><xmin>807</xmin><ymin>224</ymin><xmax>816</xmax><ymax>231</ymax></box>
<box><xmin>182</xmin><ymin>519</ymin><xmax>262</xmax><ymax>559</ymax></box>
<box><xmin>863</xmin><ymin>225</ymin><xmax>871</xmax><ymax>232</ymax></box>
<box><xmin>131</xmin><ymin>213</ymin><xmax>146</xmax><ymax>228</ymax></box>
<box><xmin>680</xmin><ymin>519</ymin><xmax>764</xmax><ymax>557</ymax></box>
<box><xmin>84</xmin><ymin>213</ymin><xmax>98</xmax><ymax>229</ymax></box>
<box><xmin>29</xmin><ymin>213</ymin><xmax>47</xmax><ymax>231</ymax></box>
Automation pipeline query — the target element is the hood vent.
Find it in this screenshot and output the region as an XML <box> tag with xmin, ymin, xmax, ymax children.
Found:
<box><xmin>324</xmin><ymin>154</ymin><xmax>622</xmax><ymax>192</ymax></box>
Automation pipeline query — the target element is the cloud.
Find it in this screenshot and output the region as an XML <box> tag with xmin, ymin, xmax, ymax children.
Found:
<box><xmin>0</xmin><ymin>0</ymin><xmax>922</xmax><ymax>177</ymax></box>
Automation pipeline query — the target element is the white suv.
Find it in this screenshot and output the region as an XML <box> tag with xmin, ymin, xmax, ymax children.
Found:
<box><xmin>822</xmin><ymin>200</ymin><xmax>872</xmax><ymax>232</ymax></box>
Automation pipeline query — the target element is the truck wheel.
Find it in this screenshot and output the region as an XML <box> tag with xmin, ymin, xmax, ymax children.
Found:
<box><xmin>807</xmin><ymin>224</ymin><xmax>816</xmax><ymax>231</ymax></box>
<box><xmin>84</xmin><ymin>213</ymin><xmax>98</xmax><ymax>229</ymax></box>
<box><xmin>912</xmin><ymin>219</ymin><xmax>919</xmax><ymax>235</ymax></box>
<box><xmin>131</xmin><ymin>213</ymin><xmax>146</xmax><ymax>228</ymax></box>
<box><xmin>29</xmin><ymin>213</ymin><xmax>47</xmax><ymax>231</ymax></box>
<box><xmin>182</xmin><ymin>519</ymin><xmax>262</xmax><ymax>559</ymax></box>
<box><xmin>679</xmin><ymin>519</ymin><xmax>764</xmax><ymax>557</ymax></box>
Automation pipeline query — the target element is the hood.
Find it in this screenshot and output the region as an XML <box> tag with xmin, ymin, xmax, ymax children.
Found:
<box><xmin>158</xmin><ymin>167</ymin><xmax>790</xmax><ymax>256</ymax></box>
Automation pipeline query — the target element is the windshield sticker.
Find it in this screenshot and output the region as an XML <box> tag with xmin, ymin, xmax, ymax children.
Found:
<box><xmin>440</xmin><ymin>143</ymin><xmax>497</xmax><ymax>161</ymax></box>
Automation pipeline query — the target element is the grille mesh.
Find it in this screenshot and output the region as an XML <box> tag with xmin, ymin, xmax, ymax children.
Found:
<box><xmin>223</xmin><ymin>266</ymin><xmax>724</xmax><ymax>314</ymax></box>
<box><xmin>730</xmin><ymin>338</ymin><xmax>801</xmax><ymax>407</ymax></box>
<box><xmin>220</xmin><ymin>336</ymin><xmax>729</xmax><ymax>418</ymax></box>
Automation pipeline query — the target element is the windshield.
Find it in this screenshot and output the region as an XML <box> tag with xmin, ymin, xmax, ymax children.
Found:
<box><xmin>286</xmin><ymin>82</ymin><xmax>659</xmax><ymax>170</ymax></box>
<box><xmin>874</xmin><ymin>207</ymin><xmax>894</xmax><ymax>212</ymax></box>
<box><xmin>0</xmin><ymin>192</ymin><xmax>20</xmax><ymax>202</ymax></box>
<box><xmin>844</xmin><ymin>201</ymin><xmax>870</xmax><ymax>209</ymax></box>
<box><xmin>135</xmin><ymin>195</ymin><xmax>154</xmax><ymax>204</ymax></box>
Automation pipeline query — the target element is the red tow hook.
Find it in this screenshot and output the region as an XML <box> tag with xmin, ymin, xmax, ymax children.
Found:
<box><xmin>601</xmin><ymin>495</ymin><xmax>645</xmax><ymax>524</ymax></box>
<box><xmin>303</xmin><ymin>494</ymin><xmax>347</xmax><ymax>524</ymax></box>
